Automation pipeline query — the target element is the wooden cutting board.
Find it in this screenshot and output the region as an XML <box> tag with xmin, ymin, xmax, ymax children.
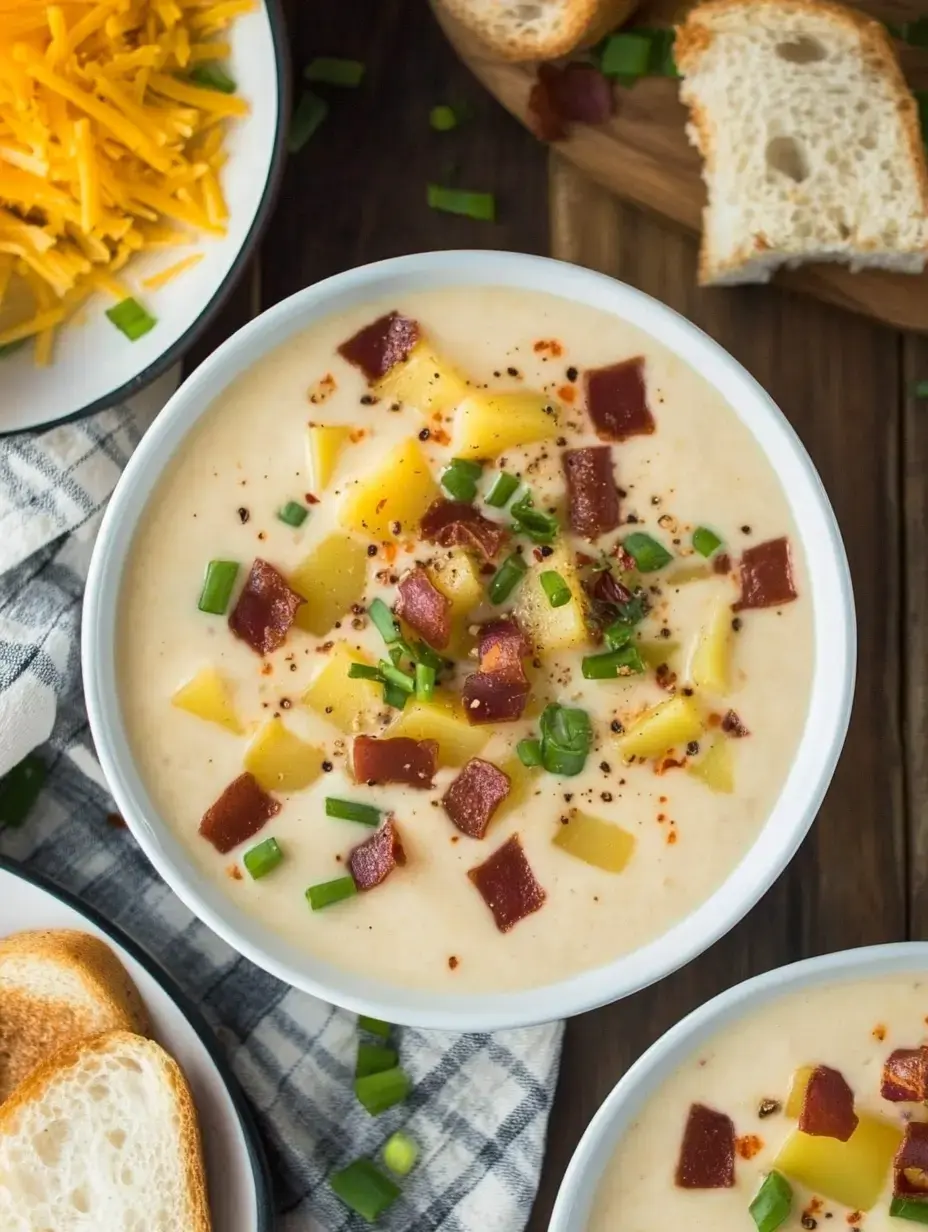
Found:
<box><xmin>433</xmin><ymin>1</ymin><xmax>928</xmax><ymax>333</ymax></box>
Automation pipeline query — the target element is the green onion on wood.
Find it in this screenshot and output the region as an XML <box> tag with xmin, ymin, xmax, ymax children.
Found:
<box><xmin>305</xmin><ymin>57</ymin><xmax>365</xmax><ymax>86</ymax></box>
<box><xmin>427</xmin><ymin>184</ymin><xmax>495</xmax><ymax>221</ymax></box>
<box><xmin>288</xmin><ymin>91</ymin><xmax>328</xmax><ymax>153</ymax></box>
<box><xmin>0</xmin><ymin>754</ymin><xmax>46</xmax><ymax>829</ymax></box>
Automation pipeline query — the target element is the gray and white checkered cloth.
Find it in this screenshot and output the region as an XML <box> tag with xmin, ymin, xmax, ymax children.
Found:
<box><xmin>0</xmin><ymin>378</ymin><xmax>563</xmax><ymax>1231</ymax></box>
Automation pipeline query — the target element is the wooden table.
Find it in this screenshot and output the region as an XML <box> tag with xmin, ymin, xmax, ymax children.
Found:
<box><xmin>191</xmin><ymin>1</ymin><xmax>927</xmax><ymax>1225</ymax></box>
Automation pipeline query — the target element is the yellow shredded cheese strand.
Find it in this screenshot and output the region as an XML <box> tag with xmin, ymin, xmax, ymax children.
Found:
<box><xmin>142</xmin><ymin>250</ymin><xmax>202</xmax><ymax>289</ymax></box>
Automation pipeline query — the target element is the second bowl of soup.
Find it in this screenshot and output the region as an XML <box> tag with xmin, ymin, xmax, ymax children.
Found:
<box><xmin>83</xmin><ymin>251</ymin><xmax>853</xmax><ymax>1029</ymax></box>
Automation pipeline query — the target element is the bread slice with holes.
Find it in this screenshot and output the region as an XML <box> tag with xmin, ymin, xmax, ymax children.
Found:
<box><xmin>0</xmin><ymin>1030</ymin><xmax>211</xmax><ymax>1232</ymax></box>
<box><xmin>0</xmin><ymin>929</ymin><xmax>150</xmax><ymax>1102</ymax></box>
<box><xmin>675</xmin><ymin>0</ymin><xmax>928</xmax><ymax>284</ymax></box>
<box><xmin>436</xmin><ymin>0</ymin><xmax>638</xmax><ymax>61</ymax></box>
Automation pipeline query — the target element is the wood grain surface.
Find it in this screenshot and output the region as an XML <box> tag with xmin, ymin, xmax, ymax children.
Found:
<box><xmin>187</xmin><ymin>0</ymin><xmax>919</xmax><ymax>1224</ymax></box>
<box><xmin>433</xmin><ymin>2</ymin><xmax>928</xmax><ymax>334</ymax></box>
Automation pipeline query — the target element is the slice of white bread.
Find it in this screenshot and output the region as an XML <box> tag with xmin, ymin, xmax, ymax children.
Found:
<box><xmin>0</xmin><ymin>1030</ymin><xmax>211</xmax><ymax>1232</ymax></box>
<box><xmin>436</xmin><ymin>0</ymin><xmax>638</xmax><ymax>60</ymax></box>
<box><xmin>0</xmin><ymin>929</ymin><xmax>150</xmax><ymax>1102</ymax></box>
<box><xmin>675</xmin><ymin>0</ymin><xmax>928</xmax><ymax>284</ymax></box>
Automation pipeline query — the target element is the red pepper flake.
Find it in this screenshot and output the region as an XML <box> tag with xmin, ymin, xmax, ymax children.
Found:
<box><xmin>533</xmin><ymin>339</ymin><xmax>564</xmax><ymax>356</ymax></box>
<box><xmin>308</xmin><ymin>373</ymin><xmax>337</xmax><ymax>404</ymax></box>
<box><xmin>558</xmin><ymin>385</ymin><xmax>577</xmax><ymax>404</ymax></box>
<box><xmin>527</xmin><ymin>62</ymin><xmax>615</xmax><ymax>142</ymax></box>
<box><xmin>873</xmin><ymin>1024</ymin><xmax>887</xmax><ymax>1042</ymax></box>
<box><xmin>667</xmin><ymin>829</ymin><xmax>678</xmax><ymax>845</ymax></box>
<box><xmin>304</xmin><ymin>492</ymin><xmax>320</xmax><ymax>505</ymax></box>
<box><xmin>448</xmin><ymin>955</ymin><xmax>459</xmax><ymax>970</ymax></box>
<box><xmin>432</xmin><ymin>427</ymin><xmax>451</xmax><ymax>446</ymax></box>
<box><xmin>721</xmin><ymin>710</ymin><xmax>750</xmax><ymax>737</ymax></box>
<box><xmin>735</xmin><ymin>1134</ymin><xmax>763</xmax><ymax>1160</ymax></box>
<box><xmin>226</xmin><ymin>864</ymin><xmax>243</xmax><ymax>880</ymax></box>
<box><xmin>846</xmin><ymin>1213</ymin><xmax>862</xmax><ymax>1226</ymax></box>
<box><xmin>349</xmin><ymin>428</ymin><xmax>367</xmax><ymax>443</ymax></box>
<box><xmin>655</xmin><ymin>757</ymin><xmax>686</xmax><ymax>775</ymax></box>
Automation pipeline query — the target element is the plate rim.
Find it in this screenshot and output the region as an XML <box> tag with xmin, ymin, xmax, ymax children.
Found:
<box><xmin>0</xmin><ymin>0</ymin><xmax>292</xmax><ymax>441</ymax></box>
<box><xmin>0</xmin><ymin>852</ymin><xmax>275</xmax><ymax>1230</ymax></box>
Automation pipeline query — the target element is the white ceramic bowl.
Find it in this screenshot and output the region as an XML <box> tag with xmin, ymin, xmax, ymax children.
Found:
<box><xmin>82</xmin><ymin>251</ymin><xmax>855</xmax><ymax>1031</ymax></box>
<box><xmin>549</xmin><ymin>943</ymin><xmax>928</xmax><ymax>1230</ymax></box>
<box><xmin>0</xmin><ymin>0</ymin><xmax>288</xmax><ymax>436</ymax></box>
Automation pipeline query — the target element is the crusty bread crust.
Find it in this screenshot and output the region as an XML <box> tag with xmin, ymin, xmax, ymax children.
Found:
<box><xmin>0</xmin><ymin>1030</ymin><xmax>212</xmax><ymax>1232</ymax></box>
<box><xmin>0</xmin><ymin>928</ymin><xmax>150</xmax><ymax>1101</ymax></box>
<box><xmin>437</xmin><ymin>0</ymin><xmax>638</xmax><ymax>61</ymax></box>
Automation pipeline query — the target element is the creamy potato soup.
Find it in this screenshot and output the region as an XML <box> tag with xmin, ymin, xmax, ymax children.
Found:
<box><xmin>118</xmin><ymin>286</ymin><xmax>812</xmax><ymax>993</ymax></box>
<box><xmin>590</xmin><ymin>974</ymin><xmax>928</xmax><ymax>1231</ymax></box>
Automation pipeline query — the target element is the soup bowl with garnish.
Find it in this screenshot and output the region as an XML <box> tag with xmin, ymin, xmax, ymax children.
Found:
<box><xmin>83</xmin><ymin>250</ymin><xmax>854</xmax><ymax>1030</ymax></box>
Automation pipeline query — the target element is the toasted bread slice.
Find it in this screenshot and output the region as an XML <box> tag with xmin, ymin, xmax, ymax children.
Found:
<box><xmin>436</xmin><ymin>0</ymin><xmax>638</xmax><ymax>61</ymax></box>
<box><xmin>675</xmin><ymin>0</ymin><xmax>928</xmax><ymax>284</ymax></box>
<box><xmin>0</xmin><ymin>1030</ymin><xmax>211</xmax><ymax>1232</ymax></box>
<box><xmin>0</xmin><ymin>929</ymin><xmax>150</xmax><ymax>1101</ymax></box>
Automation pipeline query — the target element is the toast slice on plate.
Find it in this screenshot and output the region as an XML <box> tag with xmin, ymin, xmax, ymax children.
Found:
<box><xmin>675</xmin><ymin>0</ymin><xmax>928</xmax><ymax>284</ymax></box>
<box><xmin>0</xmin><ymin>929</ymin><xmax>150</xmax><ymax>1101</ymax></box>
<box><xmin>435</xmin><ymin>0</ymin><xmax>637</xmax><ymax>60</ymax></box>
<box><xmin>0</xmin><ymin>1030</ymin><xmax>211</xmax><ymax>1232</ymax></box>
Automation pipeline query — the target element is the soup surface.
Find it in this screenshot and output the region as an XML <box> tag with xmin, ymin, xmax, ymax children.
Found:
<box><xmin>119</xmin><ymin>286</ymin><xmax>813</xmax><ymax>993</ymax></box>
<box><xmin>590</xmin><ymin>972</ymin><xmax>928</xmax><ymax>1231</ymax></box>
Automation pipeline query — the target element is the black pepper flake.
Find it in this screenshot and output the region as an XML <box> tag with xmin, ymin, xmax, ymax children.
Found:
<box><xmin>280</xmin><ymin>698</ymin><xmax>292</xmax><ymax>710</ymax></box>
<box><xmin>659</xmin><ymin>627</ymin><xmax>671</xmax><ymax>639</ymax></box>
<box><xmin>360</xmin><ymin>394</ymin><xmax>378</xmax><ymax>406</ymax></box>
<box><xmin>626</xmin><ymin>513</ymin><xmax>639</xmax><ymax>524</ymax></box>
<box><xmin>566</xmin><ymin>366</ymin><xmax>578</xmax><ymax>382</ymax></box>
<box><xmin>506</xmin><ymin>366</ymin><xmax>519</xmax><ymax>378</ymax></box>
<box><xmin>801</xmin><ymin>1217</ymin><xmax>817</xmax><ymax>1230</ymax></box>
<box><xmin>757</xmin><ymin>1098</ymin><xmax>781</xmax><ymax>1118</ymax></box>
<box><xmin>539</xmin><ymin>545</ymin><xmax>554</xmax><ymax>558</ymax></box>
<box><xmin>610</xmin><ymin>719</ymin><xmax>623</xmax><ymax>734</ymax></box>
<box><xmin>564</xmin><ymin>793</ymin><xmax>573</xmax><ymax>802</ymax></box>
<box><xmin>601</xmin><ymin>791</ymin><xmax>613</xmax><ymax>803</ymax></box>
<box><xmin>732</xmin><ymin>617</ymin><xmax>743</xmax><ymax>632</ymax></box>
<box><xmin>237</xmin><ymin>507</ymin><xmax>250</xmax><ymax>524</ymax></box>
<box><xmin>555</xmin><ymin>436</ymin><xmax>567</xmax><ymax>447</ymax></box>
<box><xmin>741</xmin><ymin>524</ymin><xmax>752</xmax><ymax>534</ymax></box>
<box><xmin>599</xmin><ymin>761</ymin><xmax>610</xmax><ymax>773</ymax></box>
<box><xmin>682</xmin><ymin>687</ymin><xmax>694</xmax><ymax>697</ymax></box>
<box><xmin>650</xmin><ymin>495</ymin><xmax>661</xmax><ymax>506</ymax></box>
<box><xmin>367</xmin><ymin>544</ymin><xmax>378</xmax><ymax>557</ymax></box>
<box><xmin>390</xmin><ymin>520</ymin><xmax>402</xmax><ymax>535</ymax></box>
<box><xmin>493</xmin><ymin>370</ymin><xmax>501</xmax><ymax>378</ymax></box>
<box><xmin>418</xmin><ymin>428</ymin><xmax>430</xmax><ymax>441</ymax></box>
<box><xmin>686</xmin><ymin>740</ymin><xmax>699</xmax><ymax>756</ymax></box>
<box><xmin>321</xmin><ymin>760</ymin><xmax>333</xmax><ymax>772</ymax></box>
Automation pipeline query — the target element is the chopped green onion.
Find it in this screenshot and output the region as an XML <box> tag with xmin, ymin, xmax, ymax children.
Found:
<box><xmin>692</xmin><ymin>526</ymin><xmax>722</xmax><ymax>557</ymax></box>
<box><xmin>427</xmin><ymin>184</ymin><xmax>495</xmax><ymax>221</ymax></box>
<box><xmin>369</xmin><ymin>598</ymin><xmax>400</xmax><ymax>644</ymax></box>
<box><xmin>188</xmin><ymin>63</ymin><xmax>236</xmax><ymax>93</ymax></box>
<box><xmin>603</xmin><ymin>620</ymin><xmax>633</xmax><ymax>650</ymax></box>
<box><xmin>359</xmin><ymin>1014</ymin><xmax>392</xmax><ymax>1038</ymax></box>
<box><xmin>611</xmin><ymin>594</ymin><xmax>648</xmax><ymax>629</ymax></box>
<box><xmin>412</xmin><ymin>640</ymin><xmax>449</xmax><ymax>673</ymax></box>
<box><xmin>325</xmin><ymin>797</ymin><xmax>382</xmax><ymax>826</ymax></box>
<box><xmin>510</xmin><ymin>492</ymin><xmax>558</xmax><ymax>544</ymax></box>
<box><xmin>600</xmin><ymin>32</ymin><xmax>652</xmax><ymax>77</ymax></box>
<box><xmin>749</xmin><ymin>1172</ymin><xmax>792</xmax><ymax>1232</ymax></box>
<box><xmin>305</xmin><ymin>56</ymin><xmax>365</xmax><ymax>86</ymax></box>
<box><xmin>623</xmin><ymin>531</ymin><xmax>672</xmax><ymax>572</ymax></box>
<box><xmin>355</xmin><ymin>1065</ymin><xmax>411</xmax><ymax>1115</ymax></box>
<box><xmin>516</xmin><ymin>738</ymin><xmax>542</xmax><ymax>767</ymax></box>
<box><xmin>348</xmin><ymin>663</ymin><xmax>384</xmax><ymax>682</ymax></box>
<box><xmin>105</xmin><ymin>297</ymin><xmax>156</xmax><ymax>341</ymax></box>
<box><xmin>914</xmin><ymin>379</ymin><xmax>928</xmax><ymax>399</ymax></box>
<box><xmin>540</xmin><ymin>570</ymin><xmax>571</xmax><ymax>608</ymax></box>
<box><xmin>380</xmin><ymin>661</ymin><xmax>415</xmax><ymax>694</ymax></box>
<box><xmin>330</xmin><ymin>1158</ymin><xmax>399</xmax><ymax>1222</ymax></box>
<box><xmin>242</xmin><ymin>837</ymin><xmax>283</xmax><ymax>879</ymax></box>
<box><xmin>0</xmin><ymin>754</ymin><xmax>46</xmax><ymax>829</ymax></box>
<box><xmin>356</xmin><ymin>1042</ymin><xmax>397</xmax><ymax>1077</ymax></box>
<box><xmin>382</xmin><ymin>681</ymin><xmax>409</xmax><ymax>711</ymax></box>
<box><xmin>0</xmin><ymin>339</ymin><xmax>26</xmax><ymax>359</ymax></box>
<box><xmin>539</xmin><ymin>703</ymin><xmax>592</xmax><ymax>777</ymax></box>
<box><xmin>430</xmin><ymin>104</ymin><xmax>458</xmax><ymax>130</ymax></box>
<box><xmin>581</xmin><ymin>645</ymin><xmax>645</xmax><ymax>679</ymax></box>
<box><xmin>277</xmin><ymin>500</ymin><xmax>308</xmax><ymax>528</ymax></box>
<box><xmin>197</xmin><ymin>559</ymin><xmax>239</xmax><ymax>615</ymax></box>
<box><xmin>441</xmin><ymin>458</ymin><xmax>482</xmax><ymax>502</ymax></box>
<box><xmin>415</xmin><ymin>662</ymin><xmax>436</xmax><ymax>701</ymax></box>
<box><xmin>306</xmin><ymin>876</ymin><xmax>357</xmax><ymax>911</ymax></box>
<box><xmin>288</xmin><ymin>90</ymin><xmax>328</xmax><ymax>153</ymax></box>
<box><xmin>485</xmin><ymin>471</ymin><xmax>520</xmax><ymax>507</ymax></box>
<box><xmin>890</xmin><ymin>1198</ymin><xmax>928</xmax><ymax>1223</ymax></box>
<box><xmin>383</xmin><ymin>1130</ymin><xmax>419</xmax><ymax>1176</ymax></box>
<box><xmin>488</xmin><ymin>552</ymin><xmax>528</xmax><ymax>604</ymax></box>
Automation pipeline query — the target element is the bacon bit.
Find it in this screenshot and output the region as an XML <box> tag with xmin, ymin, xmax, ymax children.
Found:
<box><xmin>308</xmin><ymin>373</ymin><xmax>337</xmax><ymax>404</ymax></box>
<box><xmin>735</xmin><ymin>1134</ymin><xmax>763</xmax><ymax>1160</ymax></box>
<box><xmin>467</xmin><ymin>834</ymin><xmax>546</xmax><ymax>932</ymax></box>
<box><xmin>563</xmin><ymin>446</ymin><xmax>621</xmax><ymax>541</ymax></box>
<box><xmin>846</xmin><ymin>1213</ymin><xmax>862</xmax><ymax>1226</ymax></box>
<box><xmin>353</xmin><ymin>736</ymin><xmax>437</xmax><ymax>789</ymax></box>
<box><xmin>799</xmin><ymin>1066</ymin><xmax>858</xmax><ymax>1142</ymax></box>
<box><xmin>443</xmin><ymin>758</ymin><xmax>510</xmax><ymax>840</ymax></box>
<box><xmin>463</xmin><ymin>619</ymin><xmax>531</xmax><ymax>724</ymax></box>
<box><xmin>882</xmin><ymin>1047</ymin><xmax>928</xmax><ymax>1101</ymax></box>
<box><xmin>873</xmin><ymin>1024</ymin><xmax>887</xmax><ymax>1042</ymax></box>
<box><xmin>227</xmin><ymin>864</ymin><xmax>243</xmax><ymax>880</ymax></box>
<box><xmin>584</xmin><ymin>356</ymin><xmax>655</xmax><ymax>441</ymax></box>
<box><xmin>420</xmin><ymin>499</ymin><xmax>508</xmax><ymax>561</ymax></box>
<box><xmin>105</xmin><ymin>812</ymin><xmax>126</xmax><ymax>829</ymax></box>
<box><xmin>533</xmin><ymin>339</ymin><xmax>564</xmax><ymax>356</ymax></box>
<box><xmin>305</xmin><ymin>492</ymin><xmax>320</xmax><ymax>505</ymax></box>
<box><xmin>199</xmin><ymin>773</ymin><xmax>280</xmax><ymax>854</ymax></box>
<box><xmin>229</xmin><ymin>559</ymin><xmax>304</xmax><ymax>656</ymax></box>
<box><xmin>714</xmin><ymin>551</ymin><xmax>731</xmax><ymax>575</ymax></box>
<box><xmin>337</xmin><ymin>311</ymin><xmax>421</xmax><ymax>382</ymax></box>
<box><xmin>528</xmin><ymin>62</ymin><xmax>615</xmax><ymax>142</ymax></box>
<box><xmin>734</xmin><ymin>536</ymin><xmax>798</xmax><ymax>611</ymax></box>
<box><xmin>478</xmin><ymin>619</ymin><xmax>530</xmax><ymax>674</ymax></box>
<box><xmin>395</xmin><ymin>567</ymin><xmax>452</xmax><ymax>650</ymax></box>
<box><xmin>349</xmin><ymin>817</ymin><xmax>406</xmax><ymax>891</ymax></box>
<box><xmin>721</xmin><ymin>710</ymin><xmax>750</xmax><ymax>737</ymax></box>
<box><xmin>588</xmin><ymin>569</ymin><xmax>633</xmax><ymax>611</ymax></box>
<box><xmin>675</xmin><ymin>1104</ymin><xmax>736</xmax><ymax>1188</ymax></box>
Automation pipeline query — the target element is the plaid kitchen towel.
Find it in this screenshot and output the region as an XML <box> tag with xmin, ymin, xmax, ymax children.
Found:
<box><xmin>0</xmin><ymin>380</ymin><xmax>564</xmax><ymax>1232</ymax></box>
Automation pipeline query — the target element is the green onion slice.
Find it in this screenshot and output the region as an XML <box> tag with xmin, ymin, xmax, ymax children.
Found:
<box><xmin>277</xmin><ymin>500</ymin><xmax>308</xmax><ymax>528</ymax></box>
<box><xmin>355</xmin><ymin>1065</ymin><xmax>411</xmax><ymax>1115</ymax></box>
<box><xmin>603</xmin><ymin>621</ymin><xmax>633</xmax><ymax>650</ymax></box>
<box><xmin>581</xmin><ymin>645</ymin><xmax>645</xmax><ymax>679</ymax></box>
<box><xmin>749</xmin><ymin>1171</ymin><xmax>792</xmax><ymax>1232</ymax></box>
<box><xmin>516</xmin><ymin>738</ymin><xmax>542</xmax><ymax>767</ymax></box>
<box><xmin>306</xmin><ymin>876</ymin><xmax>357</xmax><ymax>911</ymax></box>
<box><xmin>430</xmin><ymin>104</ymin><xmax>458</xmax><ymax>130</ymax></box>
<box><xmin>412</xmin><ymin>640</ymin><xmax>449</xmax><ymax>673</ymax></box>
<box><xmin>369</xmin><ymin>597</ymin><xmax>400</xmax><ymax>644</ymax></box>
<box><xmin>197</xmin><ymin>559</ymin><xmax>239</xmax><ymax>615</ymax></box>
<box><xmin>441</xmin><ymin>458</ymin><xmax>482</xmax><ymax>502</ymax></box>
<box><xmin>890</xmin><ymin>1198</ymin><xmax>928</xmax><ymax>1223</ymax></box>
<box><xmin>356</xmin><ymin>1042</ymin><xmax>397</xmax><ymax>1078</ymax></box>
<box><xmin>348</xmin><ymin>663</ymin><xmax>384</xmax><ymax>682</ymax></box>
<box><xmin>380</xmin><ymin>661</ymin><xmax>415</xmax><ymax>694</ymax></box>
<box><xmin>489</xmin><ymin>552</ymin><xmax>528</xmax><ymax>604</ymax></box>
<box><xmin>415</xmin><ymin>662</ymin><xmax>436</xmax><ymax>702</ymax></box>
<box><xmin>914</xmin><ymin>379</ymin><xmax>928</xmax><ymax>399</ymax></box>
<box><xmin>0</xmin><ymin>754</ymin><xmax>46</xmax><ymax>829</ymax></box>
<box><xmin>510</xmin><ymin>492</ymin><xmax>558</xmax><ymax>544</ymax></box>
<box><xmin>288</xmin><ymin>90</ymin><xmax>328</xmax><ymax>153</ymax></box>
<box><xmin>383</xmin><ymin>1130</ymin><xmax>419</xmax><ymax>1176</ymax></box>
<box><xmin>692</xmin><ymin>526</ymin><xmax>722</xmax><ymax>557</ymax></box>
<box><xmin>610</xmin><ymin>594</ymin><xmax>648</xmax><ymax>630</ymax></box>
<box><xmin>106</xmin><ymin>297</ymin><xmax>156</xmax><ymax>341</ymax></box>
<box><xmin>305</xmin><ymin>57</ymin><xmax>365</xmax><ymax>86</ymax></box>
<box><xmin>540</xmin><ymin>570</ymin><xmax>571</xmax><ymax>608</ymax></box>
<box><xmin>358</xmin><ymin>1014</ymin><xmax>392</xmax><ymax>1038</ymax></box>
<box><xmin>600</xmin><ymin>32</ymin><xmax>652</xmax><ymax>77</ymax></box>
<box><xmin>189</xmin><ymin>62</ymin><xmax>236</xmax><ymax>92</ymax></box>
<box><xmin>330</xmin><ymin>1158</ymin><xmax>399</xmax><ymax>1222</ymax></box>
<box><xmin>427</xmin><ymin>184</ymin><xmax>495</xmax><ymax>221</ymax></box>
<box><xmin>623</xmin><ymin>531</ymin><xmax>672</xmax><ymax>572</ymax></box>
<box><xmin>242</xmin><ymin>837</ymin><xmax>283</xmax><ymax>879</ymax></box>
<box><xmin>325</xmin><ymin>797</ymin><xmax>382</xmax><ymax>826</ymax></box>
<box><xmin>382</xmin><ymin>681</ymin><xmax>408</xmax><ymax>711</ymax></box>
<box><xmin>539</xmin><ymin>703</ymin><xmax>592</xmax><ymax>777</ymax></box>
<box><xmin>485</xmin><ymin>471</ymin><xmax>520</xmax><ymax>508</ymax></box>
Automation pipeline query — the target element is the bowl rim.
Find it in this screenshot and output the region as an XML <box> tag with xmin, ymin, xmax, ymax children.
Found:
<box><xmin>0</xmin><ymin>0</ymin><xmax>292</xmax><ymax>440</ymax></box>
<box><xmin>82</xmin><ymin>249</ymin><xmax>856</xmax><ymax>1031</ymax></box>
<box><xmin>548</xmin><ymin>941</ymin><xmax>928</xmax><ymax>1230</ymax></box>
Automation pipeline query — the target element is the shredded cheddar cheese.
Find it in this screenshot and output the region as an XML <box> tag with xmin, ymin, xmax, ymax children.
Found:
<box><xmin>0</xmin><ymin>0</ymin><xmax>253</xmax><ymax>364</ymax></box>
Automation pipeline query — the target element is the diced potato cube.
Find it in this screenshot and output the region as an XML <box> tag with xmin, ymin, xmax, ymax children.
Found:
<box><xmin>687</xmin><ymin>737</ymin><xmax>734</xmax><ymax>793</ymax></box>
<box><xmin>515</xmin><ymin>546</ymin><xmax>589</xmax><ymax>653</ymax></box>
<box><xmin>340</xmin><ymin>437</ymin><xmax>439</xmax><ymax>540</ymax></box>
<box><xmin>429</xmin><ymin>549</ymin><xmax>483</xmax><ymax>622</ymax></box>
<box><xmin>290</xmin><ymin>533</ymin><xmax>369</xmax><ymax>637</ymax></box>
<box><xmin>303</xmin><ymin>643</ymin><xmax>382</xmax><ymax>734</ymax></box>
<box><xmin>496</xmin><ymin>753</ymin><xmax>537</xmax><ymax>817</ymax></box>
<box><xmin>388</xmin><ymin>695</ymin><xmax>488</xmax><ymax>766</ymax></box>
<box><xmin>171</xmin><ymin>667</ymin><xmax>242</xmax><ymax>734</ymax></box>
<box><xmin>373</xmin><ymin>343</ymin><xmax>470</xmax><ymax>416</ymax></box>
<box><xmin>244</xmin><ymin>717</ymin><xmax>324</xmax><ymax>793</ymax></box>
<box><xmin>306</xmin><ymin>424</ymin><xmax>351</xmax><ymax>492</ymax></box>
<box><xmin>664</xmin><ymin>562</ymin><xmax>712</xmax><ymax>585</ymax></box>
<box><xmin>553</xmin><ymin>811</ymin><xmax>636</xmax><ymax>873</ymax></box>
<box><xmin>784</xmin><ymin>1065</ymin><xmax>814</xmax><ymax>1118</ymax></box>
<box><xmin>637</xmin><ymin>639</ymin><xmax>680</xmax><ymax>669</ymax></box>
<box><xmin>452</xmin><ymin>390</ymin><xmax>559</xmax><ymax>458</ymax></box>
<box><xmin>689</xmin><ymin>597</ymin><xmax>733</xmax><ymax>695</ymax></box>
<box><xmin>774</xmin><ymin>1115</ymin><xmax>903</xmax><ymax>1211</ymax></box>
<box><xmin>618</xmin><ymin>694</ymin><xmax>704</xmax><ymax>760</ymax></box>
